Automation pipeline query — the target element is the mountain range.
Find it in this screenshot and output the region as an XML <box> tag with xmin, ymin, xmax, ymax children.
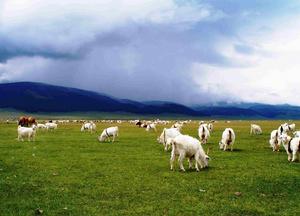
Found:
<box><xmin>1</xmin><ymin>82</ymin><xmax>300</xmax><ymax>119</ymax></box>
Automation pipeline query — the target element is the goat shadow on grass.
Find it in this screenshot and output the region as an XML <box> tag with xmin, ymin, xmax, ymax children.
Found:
<box><xmin>216</xmin><ymin>148</ymin><xmax>243</xmax><ymax>152</ymax></box>
<box><xmin>179</xmin><ymin>166</ymin><xmax>213</xmax><ymax>173</ymax></box>
<box><xmin>263</xmin><ymin>147</ymin><xmax>278</xmax><ymax>151</ymax></box>
<box><xmin>97</xmin><ymin>140</ymin><xmax>120</xmax><ymax>144</ymax></box>
<box><xmin>229</xmin><ymin>148</ymin><xmax>243</xmax><ymax>152</ymax></box>
<box><xmin>208</xmin><ymin>148</ymin><xmax>243</xmax><ymax>152</ymax></box>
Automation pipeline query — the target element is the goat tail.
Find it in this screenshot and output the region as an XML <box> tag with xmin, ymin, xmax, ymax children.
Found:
<box><xmin>280</xmin><ymin>126</ymin><xmax>284</xmax><ymax>134</ymax></box>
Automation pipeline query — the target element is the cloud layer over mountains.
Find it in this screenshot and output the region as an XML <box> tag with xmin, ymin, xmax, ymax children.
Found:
<box><xmin>1</xmin><ymin>0</ymin><xmax>300</xmax><ymax>105</ymax></box>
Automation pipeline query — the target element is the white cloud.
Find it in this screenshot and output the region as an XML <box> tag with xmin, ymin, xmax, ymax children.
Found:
<box><xmin>0</xmin><ymin>0</ymin><xmax>221</xmax><ymax>54</ymax></box>
<box><xmin>1</xmin><ymin>1</ymin><xmax>300</xmax><ymax>106</ymax></box>
<box><xmin>0</xmin><ymin>57</ymin><xmax>51</xmax><ymax>82</ymax></box>
<box><xmin>0</xmin><ymin>0</ymin><xmax>226</xmax><ymax>105</ymax></box>
<box><xmin>191</xmin><ymin>17</ymin><xmax>300</xmax><ymax>105</ymax></box>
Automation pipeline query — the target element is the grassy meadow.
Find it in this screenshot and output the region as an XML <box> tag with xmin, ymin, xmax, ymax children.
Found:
<box><xmin>0</xmin><ymin>120</ymin><xmax>300</xmax><ymax>215</ymax></box>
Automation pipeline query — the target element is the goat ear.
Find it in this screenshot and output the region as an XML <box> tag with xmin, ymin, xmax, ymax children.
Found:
<box><xmin>280</xmin><ymin>126</ymin><xmax>283</xmax><ymax>134</ymax></box>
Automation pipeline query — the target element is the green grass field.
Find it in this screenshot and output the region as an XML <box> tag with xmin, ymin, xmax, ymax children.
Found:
<box><xmin>0</xmin><ymin>120</ymin><xmax>300</xmax><ymax>216</ymax></box>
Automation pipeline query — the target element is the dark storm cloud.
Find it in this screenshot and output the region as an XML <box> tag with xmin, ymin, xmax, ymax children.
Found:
<box><xmin>1</xmin><ymin>0</ymin><xmax>300</xmax><ymax>105</ymax></box>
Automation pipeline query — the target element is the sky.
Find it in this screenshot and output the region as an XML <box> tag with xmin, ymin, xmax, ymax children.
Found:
<box><xmin>1</xmin><ymin>0</ymin><xmax>300</xmax><ymax>105</ymax></box>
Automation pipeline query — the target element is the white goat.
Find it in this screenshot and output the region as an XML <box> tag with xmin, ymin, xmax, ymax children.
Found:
<box><xmin>269</xmin><ymin>130</ymin><xmax>280</xmax><ymax>151</ymax></box>
<box><xmin>170</xmin><ymin>134</ymin><xmax>210</xmax><ymax>172</ymax></box>
<box><xmin>250</xmin><ymin>124</ymin><xmax>262</xmax><ymax>135</ymax></box>
<box><xmin>37</xmin><ymin>123</ymin><xmax>47</xmax><ymax>130</ymax></box>
<box><xmin>98</xmin><ymin>126</ymin><xmax>119</xmax><ymax>142</ymax></box>
<box><xmin>200</xmin><ymin>122</ymin><xmax>214</xmax><ymax>132</ymax></box>
<box><xmin>279</xmin><ymin>133</ymin><xmax>300</xmax><ymax>162</ymax></box>
<box><xmin>207</xmin><ymin>123</ymin><xmax>214</xmax><ymax>132</ymax></box>
<box><xmin>81</xmin><ymin>122</ymin><xmax>96</xmax><ymax>133</ymax></box>
<box><xmin>171</xmin><ymin>122</ymin><xmax>183</xmax><ymax>131</ymax></box>
<box><xmin>287</xmin><ymin>123</ymin><xmax>296</xmax><ymax>132</ymax></box>
<box><xmin>157</xmin><ymin>128</ymin><xmax>181</xmax><ymax>151</ymax></box>
<box><xmin>198</xmin><ymin>124</ymin><xmax>210</xmax><ymax>144</ymax></box>
<box><xmin>45</xmin><ymin>122</ymin><xmax>57</xmax><ymax>130</ymax></box>
<box><xmin>17</xmin><ymin>125</ymin><xmax>37</xmax><ymax>141</ymax></box>
<box><xmin>279</xmin><ymin>123</ymin><xmax>295</xmax><ymax>134</ymax></box>
<box><xmin>219</xmin><ymin>128</ymin><xmax>235</xmax><ymax>151</ymax></box>
<box><xmin>146</xmin><ymin>123</ymin><xmax>157</xmax><ymax>132</ymax></box>
<box><xmin>293</xmin><ymin>131</ymin><xmax>300</xmax><ymax>138</ymax></box>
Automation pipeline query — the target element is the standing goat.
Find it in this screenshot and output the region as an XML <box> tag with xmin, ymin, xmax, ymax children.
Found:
<box><xmin>17</xmin><ymin>125</ymin><xmax>37</xmax><ymax>141</ymax></box>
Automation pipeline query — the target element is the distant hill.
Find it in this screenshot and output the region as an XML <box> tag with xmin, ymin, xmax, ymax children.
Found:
<box><xmin>193</xmin><ymin>103</ymin><xmax>300</xmax><ymax>119</ymax></box>
<box><xmin>0</xmin><ymin>82</ymin><xmax>198</xmax><ymax>116</ymax></box>
<box><xmin>1</xmin><ymin>82</ymin><xmax>300</xmax><ymax>119</ymax></box>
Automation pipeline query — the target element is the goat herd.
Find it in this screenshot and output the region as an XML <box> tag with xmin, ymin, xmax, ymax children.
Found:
<box><xmin>16</xmin><ymin>116</ymin><xmax>119</xmax><ymax>143</ymax></box>
<box><xmin>13</xmin><ymin>116</ymin><xmax>300</xmax><ymax>172</ymax></box>
<box><xmin>156</xmin><ymin>120</ymin><xmax>235</xmax><ymax>172</ymax></box>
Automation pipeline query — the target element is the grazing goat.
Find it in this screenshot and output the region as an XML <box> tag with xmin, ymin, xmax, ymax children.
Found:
<box><xmin>250</xmin><ymin>124</ymin><xmax>262</xmax><ymax>135</ymax></box>
<box><xmin>293</xmin><ymin>131</ymin><xmax>300</xmax><ymax>138</ymax></box>
<box><xmin>219</xmin><ymin>128</ymin><xmax>235</xmax><ymax>151</ymax></box>
<box><xmin>37</xmin><ymin>123</ymin><xmax>47</xmax><ymax>130</ymax></box>
<box><xmin>286</xmin><ymin>123</ymin><xmax>296</xmax><ymax>132</ymax></box>
<box><xmin>269</xmin><ymin>124</ymin><xmax>291</xmax><ymax>151</ymax></box>
<box><xmin>269</xmin><ymin>130</ymin><xmax>280</xmax><ymax>151</ymax></box>
<box><xmin>198</xmin><ymin>124</ymin><xmax>210</xmax><ymax>144</ymax></box>
<box><xmin>170</xmin><ymin>134</ymin><xmax>210</xmax><ymax>172</ymax></box>
<box><xmin>279</xmin><ymin>123</ymin><xmax>295</xmax><ymax>134</ymax></box>
<box><xmin>207</xmin><ymin>123</ymin><xmax>214</xmax><ymax>132</ymax></box>
<box><xmin>199</xmin><ymin>121</ymin><xmax>214</xmax><ymax>132</ymax></box>
<box><xmin>98</xmin><ymin>126</ymin><xmax>119</xmax><ymax>142</ymax></box>
<box><xmin>171</xmin><ymin>122</ymin><xmax>183</xmax><ymax>131</ymax></box>
<box><xmin>279</xmin><ymin>133</ymin><xmax>300</xmax><ymax>162</ymax></box>
<box><xmin>45</xmin><ymin>122</ymin><xmax>57</xmax><ymax>130</ymax></box>
<box><xmin>81</xmin><ymin>122</ymin><xmax>96</xmax><ymax>133</ymax></box>
<box><xmin>146</xmin><ymin>123</ymin><xmax>157</xmax><ymax>132</ymax></box>
<box><xmin>157</xmin><ymin>128</ymin><xmax>181</xmax><ymax>151</ymax></box>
